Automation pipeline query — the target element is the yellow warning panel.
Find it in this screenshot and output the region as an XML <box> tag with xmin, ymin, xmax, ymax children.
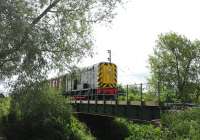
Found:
<box><xmin>98</xmin><ymin>63</ymin><xmax>117</xmax><ymax>87</ymax></box>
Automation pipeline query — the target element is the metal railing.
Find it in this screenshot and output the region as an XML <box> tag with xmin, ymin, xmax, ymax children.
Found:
<box><xmin>67</xmin><ymin>82</ymin><xmax>166</xmax><ymax>107</ymax></box>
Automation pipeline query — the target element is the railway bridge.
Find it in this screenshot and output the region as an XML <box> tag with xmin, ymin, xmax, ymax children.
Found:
<box><xmin>65</xmin><ymin>83</ymin><xmax>162</xmax><ymax>121</ymax></box>
<box><xmin>70</xmin><ymin>99</ymin><xmax>160</xmax><ymax>121</ymax></box>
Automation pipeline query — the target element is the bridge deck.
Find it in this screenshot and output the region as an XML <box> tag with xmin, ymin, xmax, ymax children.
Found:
<box><xmin>70</xmin><ymin>100</ymin><xmax>160</xmax><ymax>121</ymax></box>
<box><xmin>70</xmin><ymin>100</ymin><xmax>159</xmax><ymax>106</ymax></box>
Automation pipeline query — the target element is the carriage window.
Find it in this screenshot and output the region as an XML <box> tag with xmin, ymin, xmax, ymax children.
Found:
<box><xmin>73</xmin><ymin>79</ymin><xmax>78</xmax><ymax>90</ymax></box>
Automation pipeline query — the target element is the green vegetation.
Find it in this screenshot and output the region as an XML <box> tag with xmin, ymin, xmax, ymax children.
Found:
<box><xmin>118</xmin><ymin>33</ymin><xmax>200</xmax><ymax>104</ymax></box>
<box><xmin>149</xmin><ymin>32</ymin><xmax>200</xmax><ymax>103</ymax></box>
<box><xmin>161</xmin><ymin>108</ymin><xmax>200</xmax><ymax>140</ymax></box>
<box><xmin>115</xmin><ymin>118</ymin><xmax>161</xmax><ymax>140</ymax></box>
<box><xmin>0</xmin><ymin>97</ymin><xmax>10</xmax><ymax>121</ymax></box>
<box><xmin>118</xmin><ymin>84</ymin><xmax>160</xmax><ymax>103</ymax></box>
<box><xmin>0</xmin><ymin>3</ymin><xmax>199</xmax><ymax>138</ymax></box>
<box><xmin>0</xmin><ymin>85</ymin><xmax>95</xmax><ymax>140</ymax></box>
<box><xmin>0</xmin><ymin>97</ymin><xmax>11</xmax><ymax>136</ymax></box>
<box><xmin>70</xmin><ymin>117</ymin><xmax>95</xmax><ymax>140</ymax></box>
<box><xmin>114</xmin><ymin>108</ymin><xmax>200</xmax><ymax>140</ymax></box>
<box><xmin>0</xmin><ymin>0</ymin><xmax>122</xmax><ymax>87</ymax></box>
<box><xmin>5</xmin><ymin>84</ymin><xmax>199</xmax><ymax>140</ymax></box>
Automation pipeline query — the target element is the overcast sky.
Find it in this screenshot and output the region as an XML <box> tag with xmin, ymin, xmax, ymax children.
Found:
<box><xmin>78</xmin><ymin>0</ymin><xmax>200</xmax><ymax>84</ymax></box>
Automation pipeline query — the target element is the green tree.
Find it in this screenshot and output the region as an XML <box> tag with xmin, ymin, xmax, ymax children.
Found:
<box><xmin>0</xmin><ymin>0</ymin><xmax>122</xmax><ymax>86</ymax></box>
<box><xmin>0</xmin><ymin>84</ymin><xmax>95</xmax><ymax>140</ymax></box>
<box><xmin>3</xmin><ymin>85</ymin><xmax>72</xmax><ymax>140</ymax></box>
<box><xmin>149</xmin><ymin>32</ymin><xmax>200</xmax><ymax>102</ymax></box>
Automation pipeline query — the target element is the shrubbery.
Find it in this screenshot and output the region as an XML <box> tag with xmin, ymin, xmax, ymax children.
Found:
<box><xmin>0</xmin><ymin>97</ymin><xmax>10</xmax><ymax>136</ymax></box>
<box><xmin>2</xmin><ymin>86</ymin><xmax>71</xmax><ymax>140</ymax></box>
<box><xmin>0</xmin><ymin>97</ymin><xmax>10</xmax><ymax>121</ymax></box>
<box><xmin>70</xmin><ymin>117</ymin><xmax>95</xmax><ymax>140</ymax></box>
<box><xmin>161</xmin><ymin>108</ymin><xmax>200</xmax><ymax>140</ymax></box>
<box><xmin>0</xmin><ymin>85</ymin><xmax>95</xmax><ymax>140</ymax></box>
<box><xmin>115</xmin><ymin>108</ymin><xmax>200</xmax><ymax>140</ymax></box>
<box><xmin>115</xmin><ymin>118</ymin><xmax>161</xmax><ymax>140</ymax></box>
<box><xmin>1</xmin><ymin>84</ymin><xmax>200</xmax><ymax>140</ymax></box>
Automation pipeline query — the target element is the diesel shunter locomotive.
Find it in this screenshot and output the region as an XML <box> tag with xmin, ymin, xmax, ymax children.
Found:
<box><xmin>49</xmin><ymin>62</ymin><xmax>118</xmax><ymax>99</ymax></box>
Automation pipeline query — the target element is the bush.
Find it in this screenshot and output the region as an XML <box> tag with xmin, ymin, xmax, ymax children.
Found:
<box><xmin>0</xmin><ymin>97</ymin><xmax>10</xmax><ymax>121</ymax></box>
<box><xmin>1</xmin><ymin>85</ymin><xmax>95</xmax><ymax>140</ymax></box>
<box><xmin>70</xmin><ymin>116</ymin><xmax>95</xmax><ymax>140</ymax></box>
<box><xmin>0</xmin><ymin>97</ymin><xmax>10</xmax><ymax>136</ymax></box>
<box><xmin>115</xmin><ymin>118</ymin><xmax>162</xmax><ymax>140</ymax></box>
<box><xmin>2</xmin><ymin>86</ymin><xmax>72</xmax><ymax>140</ymax></box>
<box><xmin>114</xmin><ymin>108</ymin><xmax>200</xmax><ymax>140</ymax></box>
<box><xmin>161</xmin><ymin>108</ymin><xmax>200</xmax><ymax>140</ymax></box>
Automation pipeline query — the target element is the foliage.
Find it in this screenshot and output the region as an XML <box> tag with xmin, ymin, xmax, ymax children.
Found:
<box><xmin>0</xmin><ymin>98</ymin><xmax>10</xmax><ymax>121</ymax></box>
<box><xmin>161</xmin><ymin>108</ymin><xmax>200</xmax><ymax>140</ymax></box>
<box><xmin>118</xmin><ymin>84</ymin><xmax>159</xmax><ymax>103</ymax></box>
<box><xmin>118</xmin><ymin>93</ymin><xmax>141</xmax><ymax>102</ymax></box>
<box><xmin>2</xmin><ymin>86</ymin><xmax>72</xmax><ymax>140</ymax></box>
<box><xmin>0</xmin><ymin>0</ymin><xmax>123</xmax><ymax>87</ymax></box>
<box><xmin>117</xmin><ymin>84</ymin><xmax>126</xmax><ymax>93</ymax></box>
<box><xmin>114</xmin><ymin>118</ymin><xmax>162</xmax><ymax>140</ymax></box>
<box><xmin>149</xmin><ymin>32</ymin><xmax>200</xmax><ymax>102</ymax></box>
<box><xmin>0</xmin><ymin>97</ymin><xmax>10</xmax><ymax>136</ymax></box>
<box><xmin>0</xmin><ymin>85</ymin><xmax>96</xmax><ymax>140</ymax></box>
<box><xmin>115</xmin><ymin>109</ymin><xmax>200</xmax><ymax>140</ymax></box>
<box><xmin>118</xmin><ymin>84</ymin><xmax>141</xmax><ymax>101</ymax></box>
<box><xmin>70</xmin><ymin>116</ymin><xmax>95</xmax><ymax>140</ymax></box>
